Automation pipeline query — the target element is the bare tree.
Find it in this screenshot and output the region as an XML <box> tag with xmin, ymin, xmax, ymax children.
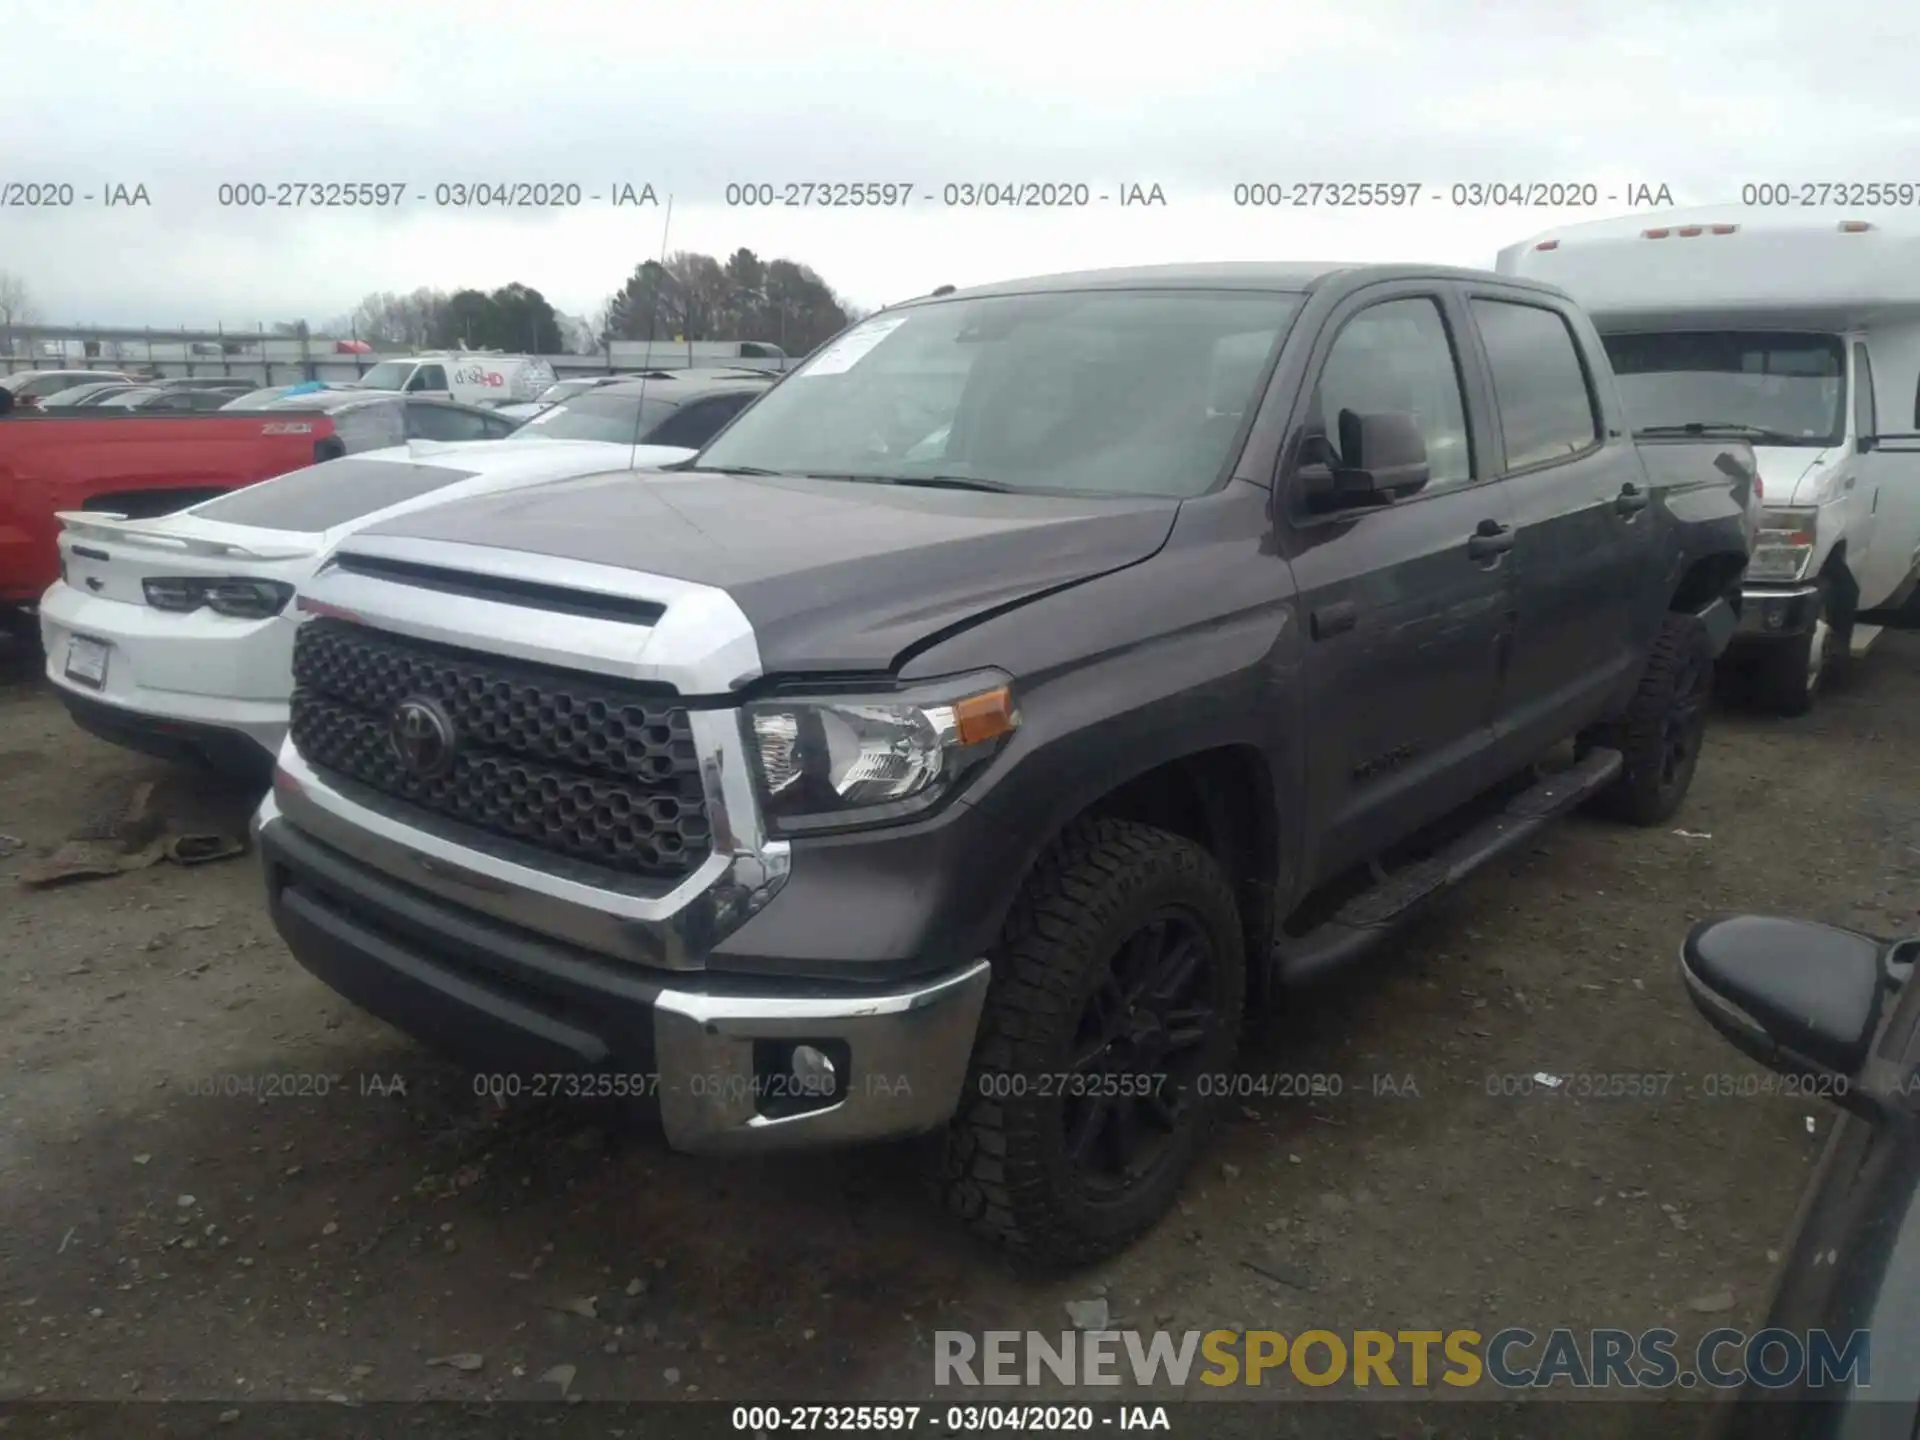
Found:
<box><xmin>0</xmin><ymin>270</ymin><xmax>38</xmax><ymax>352</ymax></box>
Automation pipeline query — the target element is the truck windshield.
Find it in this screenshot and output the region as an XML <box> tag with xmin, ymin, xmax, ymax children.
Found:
<box><xmin>693</xmin><ymin>289</ymin><xmax>1304</xmax><ymax>497</ymax></box>
<box><xmin>1602</xmin><ymin>331</ymin><xmax>1846</xmax><ymax>447</ymax></box>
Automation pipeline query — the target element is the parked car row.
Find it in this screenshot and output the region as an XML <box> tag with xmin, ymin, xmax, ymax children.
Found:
<box><xmin>24</xmin><ymin>370</ymin><xmax>780</xmax><ymax>765</ymax></box>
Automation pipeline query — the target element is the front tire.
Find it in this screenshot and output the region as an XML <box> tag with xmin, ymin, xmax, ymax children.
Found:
<box><xmin>931</xmin><ymin>818</ymin><xmax>1245</xmax><ymax>1266</ymax></box>
<box><xmin>1582</xmin><ymin>611</ymin><xmax>1714</xmax><ymax>826</ymax></box>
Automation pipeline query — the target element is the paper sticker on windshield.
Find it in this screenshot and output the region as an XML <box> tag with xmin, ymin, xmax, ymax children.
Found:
<box><xmin>800</xmin><ymin>315</ymin><xmax>909</xmax><ymax>376</ymax></box>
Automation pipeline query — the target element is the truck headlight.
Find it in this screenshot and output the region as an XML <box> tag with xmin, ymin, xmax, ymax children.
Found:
<box><xmin>743</xmin><ymin>675</ymin><xmax>1019</xmax><ymax>834</ymax></box>
<box><xmin>1749</xmin><ymin>507</ymin><xmax>1819</xmax><ymax>583</ymax></box>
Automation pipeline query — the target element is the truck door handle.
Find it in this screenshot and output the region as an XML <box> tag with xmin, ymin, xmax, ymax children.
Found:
<box><xmin>1466</xmin><ymin>521</ymin><xmax>1514</xmax><ymax>560</ymax></box>
<box><xmin>1311</xmin><ymin>600</ymin><xmax>1357</xmax><ymax>639</ymax></box>
<box><xmin>1615</xmin><ymin>483</ymin><xmax>1649</xmax><ymax>515</ymax></box>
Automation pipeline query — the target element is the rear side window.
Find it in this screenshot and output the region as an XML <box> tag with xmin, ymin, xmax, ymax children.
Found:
<box><xmin>331</xmin><ymin>399</ymin><xmax>407</xmax><ymax>453</ymax></box>
<box><xmin>645</xmin><ymin>393</ymin><xmax>757</xmax><ymax>448</ymax></box>
<box><xmin>189</xmin><ymin>459</ymin><xmax>479</xmax><ymax>532</ymax></box>
<box><xmin>406</xmin><ymin>403</ymin><xmax>492</xmax><ymax>441</ymax></box>
<box><xmin>1470</xmin><ymin>300</ymin><xmax>1600</xmax><ymax>469</ymax></box>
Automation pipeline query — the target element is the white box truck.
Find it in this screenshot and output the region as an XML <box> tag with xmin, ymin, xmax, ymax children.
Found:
<box><xmin>347</xmin><ymin>352</ymin><xmax>557</xmax><ymax>408</ymax></box>
<box><xmin>1498</xmin><ymin>207</ymin><xmax>1920</xmax><ymax>713</ymax></box>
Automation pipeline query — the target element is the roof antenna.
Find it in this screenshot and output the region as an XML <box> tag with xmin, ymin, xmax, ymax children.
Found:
<box><xmin>931</xmin><ymin>284</ymin><xmax>955</xmax><ymax>297</ymax></box>
<box><xmin>635</xmin><ymin>195</ymin><xmax>674</xmax><ymax>458</ymax></box>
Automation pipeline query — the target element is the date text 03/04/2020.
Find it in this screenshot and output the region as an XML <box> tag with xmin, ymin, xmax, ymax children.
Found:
<box><xmin>722</xmin><ymin>182</ymin><xmax>1168</xmax><ymax>207</ymax></box>
<box><xmin>728</xmin><ymin>1406</ymin><xmax>1172</xmax><ymax>1433</ymax></box>
<box><xmin>210</xmin><ymin>182</ymin><xmax>662</xmax><ymax>208</ymax></box>
<box><xmin>1230</xmin><ymin>181</ymin><xmax>1677</xmax><ymax>208</ymax></box>
<box><xmin>468</xmin><ymin>1071</ymin><xmax>913</xmax><ymax>1104</ymax></box>
<box><xmin>1482</xmin><ymin>1070</ymin><xmax>1905</xmax><ymax>1101</ymax></box>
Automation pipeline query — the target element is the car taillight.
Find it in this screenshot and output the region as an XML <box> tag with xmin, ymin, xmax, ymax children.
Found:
<box><xmin>143</xmin><ymin>577</ymin><xmax>295</xmax><ymax>618</ymax></box>
<box><xmin>143</xmin><ymin>577</ymin><xmax>206</xmax><ymax>611</ymax></box>
<box><xmin>206</xmin><ymin>579</ymin><xmax>296</xmax><ymax>618</ymax></box>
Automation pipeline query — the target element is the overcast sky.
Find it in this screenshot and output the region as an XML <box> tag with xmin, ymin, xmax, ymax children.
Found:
<box><xmin>6</xmin><ymin>0</ymin><xmax>1920</xmax><ymax>334</ymax></box>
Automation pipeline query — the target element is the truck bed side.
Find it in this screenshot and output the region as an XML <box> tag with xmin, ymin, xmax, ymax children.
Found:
<box><xmin>1633</xmin><ymin>434</ymin><xmax>1759</xmax><ymax>612</ymax></box>
<box><xmin>0</xmin><ymin>412</ymin><xmax>337</xmax><ymax>607</ymax></box>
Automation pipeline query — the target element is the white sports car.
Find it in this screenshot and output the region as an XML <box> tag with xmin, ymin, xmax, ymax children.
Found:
<box><xmin>39</xmin><ymin>438</ymin><xmax>695</xmax><ymax>778</ymax></box>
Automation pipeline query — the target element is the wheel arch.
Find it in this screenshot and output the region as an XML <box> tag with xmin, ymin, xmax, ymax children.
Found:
<box><xmin>1013</xmin><ymin>744</ymin><xmax>1283</xmax><ymax>1006</ymax></box>
<box><xmin>1668</xmin><ymin>549</ymin><xmax>1747</xmax><ymax>614</ymax></box>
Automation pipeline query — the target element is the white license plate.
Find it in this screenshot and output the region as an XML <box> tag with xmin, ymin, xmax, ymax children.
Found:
<box><xmin>64</xmin><ymin>635</ymin><xmax>109</xmax><ymax>688</ymax></box>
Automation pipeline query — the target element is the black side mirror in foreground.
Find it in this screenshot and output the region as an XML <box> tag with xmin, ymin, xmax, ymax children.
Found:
<box><xmin>1681</xmin><ymin>915</ymin><xmax>1920</xmax><ymax>1122</ymax></box>
<box><xmin>1299</xmin><ymin>410</ymin><xmax>1431</xmax><ymax>513</ymax></box>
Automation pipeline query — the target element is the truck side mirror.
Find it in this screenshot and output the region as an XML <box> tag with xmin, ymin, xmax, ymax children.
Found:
<box><xmin>1680</xmin><ymin>915</ymin><xmax>1899</xmax><ymax>1121</ymax></box>
<box><xmin>1299</xmin><ymin>410</ymin><xmax>1430</xmax><ymax>513</ymax></box>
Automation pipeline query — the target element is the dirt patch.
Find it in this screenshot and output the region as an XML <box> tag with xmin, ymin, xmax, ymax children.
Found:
<box><xmin>2</xmin><ymin>629</ymin><xmax>1917</xmax><ymax>1421</ymax></box>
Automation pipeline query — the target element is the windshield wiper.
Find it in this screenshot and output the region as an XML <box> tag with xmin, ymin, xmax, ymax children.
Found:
<box><xmin>678</xmin><ymin>464</ymin><xmax>792</xmax><ymax>476</ymax></box>
<box><xmin>882</xmin><ymin>474</ymin><xmax>1021</xmax><ymax>493</ymax></box>
<box><xmin>1636</xmin><ymin>421</ymin><xmax>1809</xmax><ymax>445</ymax></box>
<box><xmin>791</xmin><ymin>472</ymin><xmax>1021</xmax><ymax>493</ymax></box>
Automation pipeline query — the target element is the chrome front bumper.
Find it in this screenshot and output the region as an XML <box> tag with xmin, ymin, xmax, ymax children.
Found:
<box><xmin>652</xmin><ymin>960</ymin><xmax>992</xmax><ymax>1153</ymax></box>
<box><xmin>1733</xmin><ymin>582</ymin><xmax>1821</xmax><ymax>640</ymax></box>
<box><xmin>255</xmin><ymin>791</ymin><xmax>992</xmax><ymax>1154</ymax></box>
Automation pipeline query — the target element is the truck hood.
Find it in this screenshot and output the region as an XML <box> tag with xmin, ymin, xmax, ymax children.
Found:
<box><xmin>53</xmin><ymin>438</ymin><xmax>696</xmax><ymax>563</ymax></box>
<box><xmin>351</xmin><ymin>469</ymin><xmax>1182</xmax><ymax>673</ymax></box>
<box><xmin>1752</xmin><ymin>446</ymin><xmax>1841</xmax><ymax>508</ymax></box>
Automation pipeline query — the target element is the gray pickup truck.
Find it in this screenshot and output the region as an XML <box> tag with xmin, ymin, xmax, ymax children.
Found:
<box><xmin>254</xmin><ymin>262</ymin><xmax>1756</xmax><ymax>1263</ymax></box>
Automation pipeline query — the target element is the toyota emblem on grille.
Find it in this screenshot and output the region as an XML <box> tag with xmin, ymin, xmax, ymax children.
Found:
<box><xmin>389</xmin><ymin>696</ymin><xmax>457</xmax><ymax>780</ymax></box>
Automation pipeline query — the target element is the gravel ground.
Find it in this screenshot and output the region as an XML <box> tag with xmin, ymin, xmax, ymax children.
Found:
<box><xmin>2</xmin><ymin>629</ymin><xmax>1917</xmax><ymax>1432</ymax></box>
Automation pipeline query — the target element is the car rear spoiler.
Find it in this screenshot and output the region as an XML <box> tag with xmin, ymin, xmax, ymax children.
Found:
<box><xmin>53</xmin><ymin>511</ymin><xmax>317</xmax><ymax>560</ymax></box>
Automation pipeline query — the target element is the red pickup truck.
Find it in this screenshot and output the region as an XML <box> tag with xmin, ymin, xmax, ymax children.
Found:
<box><xmin>0</xmin><ymin>408</ymin><xmax>363</xmax><ymax>638</ymax></box>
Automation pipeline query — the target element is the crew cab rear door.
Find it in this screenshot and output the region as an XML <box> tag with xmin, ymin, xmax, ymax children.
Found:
<box><xmin>1458</xmin><ymin>288</ymin><xmax>1656</xmax><ymax>760</ymax></box>
<box><xmin>1281</xmin><ymin>282</ymin><xmax>1517</xmax><ymax>880</ymax></box>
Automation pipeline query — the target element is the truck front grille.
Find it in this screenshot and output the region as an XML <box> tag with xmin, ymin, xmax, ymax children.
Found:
<box><xmin>289</xmin><ymin>617</ymin><xmax>711</xmax><ymax>880</ymax></box>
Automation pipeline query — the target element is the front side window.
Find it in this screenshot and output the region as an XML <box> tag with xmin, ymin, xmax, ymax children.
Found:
<box><xmin>412</xmin><ymin>364</ymin><xmax>448</xmax><ymax>392</ymax></box>
<box><xmin>1853</xmin><ymin>343</ymin><xmax>1876</xmax><ymax>441</ymax></box>
<box><xmin>694</xmin><ymin>289</ymin><xmax>1305</xmax><ymax>497</ymax></box>
<box><xmin>1601</xmin><ymin>330</ymin><xmax>1844</xmax><ymax>448</ymax></box>
<box><xmin>1311</xmin><ymin>296</ymin><xmax>1473</xmax><ymax>490</ymax></box>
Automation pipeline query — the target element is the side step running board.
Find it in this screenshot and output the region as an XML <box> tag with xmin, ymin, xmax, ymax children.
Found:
<box><xmin>1272</xmin><ymin>747</ymin><xmax>1624</xmax><ymax>987</ymax></box>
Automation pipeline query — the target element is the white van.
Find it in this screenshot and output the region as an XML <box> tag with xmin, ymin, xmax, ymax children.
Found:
<box><xmin>349</xmin><ymin>352</ymin><xmax>557</xmax><ymax>408</ymax></box>
<box><xmin>1498</xmin><ymin>207</ymin><xmax>1920</xmax><ymax>714</ymax></box>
